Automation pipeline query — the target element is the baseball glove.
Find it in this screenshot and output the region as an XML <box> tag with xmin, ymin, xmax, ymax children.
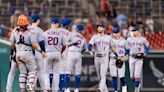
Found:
<box><xmin>115</xmin><ymin>58</ymin><xmax>123</xmax><ymax>68</ymax></box>
<box><xmin>133</xmin><ymin>53</ymin><xmax>145</xmax><ymax>59</ymax></box>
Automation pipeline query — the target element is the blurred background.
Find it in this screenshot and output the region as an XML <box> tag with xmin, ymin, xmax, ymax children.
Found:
<box><xmin>0</xmin><ymin>0</ymin><xmax>164</xmax><ymax>92</ymax></box>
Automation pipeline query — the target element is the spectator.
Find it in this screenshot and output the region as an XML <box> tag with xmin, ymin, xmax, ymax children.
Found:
<box><xmin>10</xmin><ymin>9</ymin><xmax>20</xmax><ymax>28</ymax></box>
<box><xmin>145</xmin><ymin>16</ymin><xmax>154</xmax><ymax>34</ymax></box>
<box><xmin>116</xmin><ymin>13</ymin><xmax>128</xmax><ymax>28</ymax></box>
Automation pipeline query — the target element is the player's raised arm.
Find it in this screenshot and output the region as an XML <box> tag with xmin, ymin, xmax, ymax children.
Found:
<box><xmin>88</xmin><ymin>35</ymin><xmax>95</xmax><ymax>55</ymax></box>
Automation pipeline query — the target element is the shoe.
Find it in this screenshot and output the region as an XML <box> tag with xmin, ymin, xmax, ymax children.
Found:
<box><xmin>122</xmin><ymin>86</ymin><xmax>127</xmax><ymax>92</ymax></box>
<box><xmin>64</xmin><ymin>88</ymin><xmax>71</xmax><ymax>92</ymax></box>
<box><xmin>74</xmin><ymin>88</ymin><xmax>79</xmax><ymax>92</ymax></box>
<box><xmin>26</xmin><ymin>83</ymin><xmax>32</xmax><ymax>91</ymax></box>
<box><xmin>97</xmin><ymin>88</ymin><xmax>101</xmax><ymax>92</ymax></box>
<box><xmin>114</xmin><ymin>91</ymin><xmax>118</xmax><ymax>92</ymax></box>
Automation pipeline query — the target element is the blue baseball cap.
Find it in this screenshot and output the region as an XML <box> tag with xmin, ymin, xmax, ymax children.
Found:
<box><xmin>31</xmin><ymin>15</ymin><xmax>40</xmax><ymax>22</ymax></box>
<box><xmin>112</xmin><ymin>28</ymin><xmax>120</xmax><ymax>33</ymax></box>
<box><xmin>51</xmin><ymin>17</ymin><xmax>59</xmax><ymax>24</ymax></box>
<box><xmin>76</xmin><ymin>24</ymin><xmax>85</xmax><ymax>31</ymax></box>
<box><xmin>61</xmin><ymin>18</ymin><xmax>72</xmax><ymax>26</ymax></box>
<box><xmin>131</xmin><ymin>27</ymin><xmax>139</xmax><ymax>31</ymax></box>
<box><xmin>97</xmin><ymin>24</ymin><xmax>106</xmax><ymax>28</ymax></box>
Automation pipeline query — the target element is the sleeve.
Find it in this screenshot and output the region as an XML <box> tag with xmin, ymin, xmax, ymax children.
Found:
<box><xmin>143</xmin><ymin>37</ymin><xmax>150</xmax><ymax>54</ymax></box>
<box><xmin>143</xmin><ymin>37</ymin><xmax>149</xmax><ymax>48</ymax></box>
<box><xmin>38</xmin><ymin>29</ymin><xmax>44</xmax><ymax>42</ymax></box>
<box><xmin>125</xmin><ymin>38</ymin><xmax>130</xmax><ymax>49</ymax></box>
<box><xmin>30</xmin><ymin>33</ymin><xmax>38</xmax><ymax>44</ymax></box>
<box><xmin>10</xmin><ymin>33</ymin><xmax>16</xmax><ymax>42</ymax></box>
<box><xmin>110</xmin><ymin>38</ymin><xmax>115</xmax><ymax>47</ymax></box>
<box><xmin>82</xmin><ymin>38</ymin><xmax>87</xmax><ymax>51</ymax></box>
<box><xmin>88</xmin><ymin>35</ymin><xmax>95</xmax><ymax>45</ymax></box>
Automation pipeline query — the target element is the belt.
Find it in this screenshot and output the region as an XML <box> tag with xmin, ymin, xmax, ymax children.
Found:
<box><xmin>96</xmin><ymin>53</ymin><xmax>106</xmax><ymax>57</ymax></box>
<box><xmin>25</xmin><ymin>50</ymin><xmax>32</xmax><ymax>51</ymax></box>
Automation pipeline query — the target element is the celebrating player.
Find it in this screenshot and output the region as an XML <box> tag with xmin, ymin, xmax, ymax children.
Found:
<box><xmin>64</xmin><ymin>24</ymin><xmax>86</xmax><ymax>92</ymax></box>
<box><xmin>127</xmin><ymin>27</ymin><xmax>150</xmax><ymax>92</ymax></box>
<box><xmin>6</xmin><ymin>28</ymin><xmax>18</xmax><ymax>92</ymax></box>
<box><xmin>10</xmin><ymin>14</ymin><xmax>46</xmax><ymax>92</ymax></box>
<box><xmin>88</xmin><ymin>24</ymin><xmax>114</xmax><ymax>92</ymax></box>
<box><xmin>29</xmin><ymin>15</ymin><xmax>45</xmax><ymax>91</ymax></box>
<box><xmin>109</xmin><ymin>28</ymin><xmax>128</xmax><ymax>92</ymax></box>
<box><xmin>43</xmin><ymin>17</ymin><xmax>66</xmax><ymax>92</ymax></box>
<box><xmin>58</xmin><ymin>18</ymin><xmax>72</xmax><ymax>92</ymax></box>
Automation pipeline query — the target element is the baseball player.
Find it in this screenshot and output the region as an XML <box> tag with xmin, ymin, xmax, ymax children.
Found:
<box><xmin>88</xmin><ymin>24</ymin><xmax>116</xmax><ymax>92</ymax></box>
<box><xmin>109</xmin><ymin>28</ymin><xmax>128</xmax><ymax>92</ymax></box>
<box><xmin>64</xmin><ymin>24</ymin><xmax>86</xmax><ymax>92</ymax></box>
<box><xmin>126</xmin><ymin>27</ymin><xmax>150</xmax><ymax>92</ymax></box>
<box><xmin>58</xmin><ymin>18</ymin><xmax>72</xmax><ymax>92</ymax></box>
<box><xmin>10</xmin><ymin>14</ymin><xmax>46</xmax><ymax>92</ymax></box>
<box><xmin>6</xmin><ymin>27</ymin><xmax>19</xmax><ymax>92</ymax></box>
<box><xmin>29</xmin><ymin>15</ymin><xmax>45</xmax><ymax>91</ymax></box>
<box><xmin>43</xmin><ymin>17</ymin><xmax>66</xmax><ymax>92</ymax></box>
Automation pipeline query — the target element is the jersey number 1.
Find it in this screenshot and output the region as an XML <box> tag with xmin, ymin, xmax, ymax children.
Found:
<box><xmin>18</xmin><ymin>35</ymin><xmax>25</xmax><ymax>43</ymax></box>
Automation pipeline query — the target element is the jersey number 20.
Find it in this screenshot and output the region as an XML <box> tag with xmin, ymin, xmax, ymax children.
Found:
<box><xmin>48</xmin><ymin>37</ymin><xmax>58</xmax><ymax>45</ymax></box>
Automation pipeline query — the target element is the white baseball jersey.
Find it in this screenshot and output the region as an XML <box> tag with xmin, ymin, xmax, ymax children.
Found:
<box><xmin>126</xmin><ymin>36</ymin><xmax>149</xmax><ymax>54</ymax></box>
<box><xmin>68</xmin><ymin>32</ymin><xmax>86</xmax><ymax>52</ymax></box>
<box><xmin>89</xmin><ymin>34</ymin><xmax>113</xmax><ymax>55</ymax></box>
<box><xmin>43</xmin><ymin>28</ymin><xmax>66</xmax><ymax>52</ymax></box>
<box><xmin>110</xmin><ymin>37</ymin><xmax>127</xmax><ymax>57</ymax></box>
<box><xmin>10</xmin><ymin>28</ymin><xmax>37</xmax><ymax>51</ymax></box>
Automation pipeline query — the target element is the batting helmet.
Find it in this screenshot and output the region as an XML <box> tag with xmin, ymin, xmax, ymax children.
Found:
<box><xmin>17</xmin><ymin>14</ymin><xmax>29</xmax><ymax>26</ymax></box>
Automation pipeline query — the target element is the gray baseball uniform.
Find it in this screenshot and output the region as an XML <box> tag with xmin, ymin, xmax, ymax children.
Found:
<box><xmin>28</xmin><ymin>25</ymin><xmax>45</xmax><ymax>90</ymax></box>
<box><xmin>89</xmin><ymin>34</ymin><xmax>112</xmax><ymax>92</ymax></box>
<box><xmin>10</xmin><ymin>28</ymin><xmax>38</xmax><ymax>90</ymax></box>
<box><xmin>66</xmin><ymin>32</ymin><xmax>86</xmax><ymax>75</ymax></box>
<box><xmin>127</xmin><ymin>36</ymin><xmax>149</xmax><ymax>78</ymax></box>
<box><xmin>6</xmin><ymin>27</ymin><xmax>18</xmax><ymax>92</ymax></box>
<box><xmin>57</xmin><ymin>27</ymin><xmax>72</xmax><ymax>74</ymax></box>
<box><xmin>43</xmin><ymin>28</ymin><xmax>66</xmax><ymax>91</ymax></box>
<box><xmin>109</xmin><ymin>37</ymin><xmax>127</xmax><ymax>78</ymax></box>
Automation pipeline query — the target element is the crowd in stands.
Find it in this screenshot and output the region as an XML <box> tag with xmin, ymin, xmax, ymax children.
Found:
<box><xmin>0</xmin><ymin>0</ymin><xmax>163</xmax><ymax>50</ymax></box>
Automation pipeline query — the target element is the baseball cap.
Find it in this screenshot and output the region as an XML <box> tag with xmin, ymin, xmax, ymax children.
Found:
<box><xmin>112</xmin><ymin>28</ymin><xmax>120</xmax><ymax>33</ymax></box>
<box><xmin>31</xmin><ymin>15</ymin><xmax>40</xmax><ymax>22</ymax></box>
<box><xmin>51</xmin><ymin>17</ymin><xmax>59</xmax><ymax>24</ymax></box>
<box><xmin>61</xmin><ymin>18</ymin><xmax>72</xmax><ymax>26</ymax></box>
<box><xmin>97</xmin><ymin>24</ymin><xmax>106</xmax><ymax>28</ymax></box>
<box><xmin>76</xmin><ymin>24</ymin><xmax>85</xmax><ymax>31</ymax></box>
<box><xmin>131</xmin><ymin>26</ymin><xmax>139</xmax><ymax>31</ymax></box>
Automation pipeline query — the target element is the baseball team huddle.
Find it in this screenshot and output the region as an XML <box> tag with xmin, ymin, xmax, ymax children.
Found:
<box><xmin>6</xmin><ymin>14</ymin><xmax>150</xmax><ymax>92</ymax></box>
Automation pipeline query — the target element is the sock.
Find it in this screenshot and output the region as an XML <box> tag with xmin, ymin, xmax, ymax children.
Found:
<box><xmin>59</xmin><ymin>74</ymin><xmax>65</xmax><ymax>91</ymax></box>
<box><xmin>65</xmin><ymin>74</ymin><xmax>70</xmax><ymax>89</ymax></box>
<box><xmin>112</xmin><ymin>77</ymin><xmax>118</xmax><ymax>91</ymax></box>
<box><xmin>135</xmin><ymin>80</ymin><xmax>140</xmax><ymax>87</ymax></box>
<box><xmin>120</xmin><ymin>77</ymin><xmax>126</xmax><ymax>86</ymax></box>
<box><xmin>75</xmin><ymin>75</ymin><xmax>80</xmax><ymax>89</ymax></box>
<box><xmin>49</xmin><ymin>73</ymin><xmax>53</xmax><ymax>87</ymax></box>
